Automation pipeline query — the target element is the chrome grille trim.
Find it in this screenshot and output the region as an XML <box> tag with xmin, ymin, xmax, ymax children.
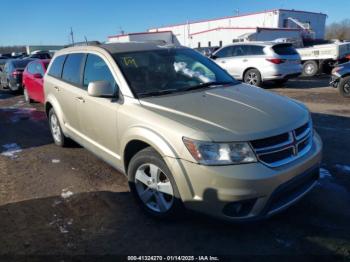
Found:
<box><xmin>250</xmin><ymin>122</ymin><xmax>313</xmax><ymax>168</ymax></box>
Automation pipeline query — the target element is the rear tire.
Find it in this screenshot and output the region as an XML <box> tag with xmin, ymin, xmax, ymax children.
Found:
<box><xmin>244</xmin><ymin>69</ymin><xmax>262</xmax><ymax>87</ymax></box>
<box><xmin>48</xmin><ymin>108</ymin><xmax>70</xmax><ymax>147</ymax></box>
<box><xmin>338</xmin><ymin>76</ymin><xmax>350</xmax><ymax>98</ymax></box>
<box><xmin>302</xmin><ymin>61</ymin><xmax>318</xmax><ymax>77</ymax></box>
<box><xmin>128</xmin><ymin>147</ymin><xmax>183</xmax><ymax>219</ymax></box>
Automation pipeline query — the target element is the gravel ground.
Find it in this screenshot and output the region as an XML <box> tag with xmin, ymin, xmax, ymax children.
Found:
<box><xmin>0</xmin><ymin>76</ymin><xmax>349</xmax><ymax>261</ymax></box>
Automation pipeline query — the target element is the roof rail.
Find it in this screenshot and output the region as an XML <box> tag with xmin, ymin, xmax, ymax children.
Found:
<box><xmin>64</xmin><ymin>41</ymin><xmax>101</xmax><ymax>48</ymax></box>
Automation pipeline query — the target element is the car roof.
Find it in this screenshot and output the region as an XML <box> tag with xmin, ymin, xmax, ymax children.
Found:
<box><xmin>55</xmin><ymin>42</ymin><xmax>185</xmax><ymax>56</ymax></box>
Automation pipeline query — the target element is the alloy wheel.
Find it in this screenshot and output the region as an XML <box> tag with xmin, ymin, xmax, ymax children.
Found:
<box><xmin>50</xmin><ymin>114</ymin><xmax>62</xmax><ymax>143</ymax></box>
<box><xmin>135</xmin><ymin>163</ymin><xmax>174</xmax><ymax>213</ymax></box>
<box><xmin>246</xmin><ymin>72</ymin><xmax>258</xmax><ymax>85</ymax></box>
<box><xmin>344</xmin><ymin>81</ymin><xmax>350</xmax><ymax>94</ymax></box>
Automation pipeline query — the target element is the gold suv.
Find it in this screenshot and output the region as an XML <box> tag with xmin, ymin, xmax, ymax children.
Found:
<box><xmin>44</xmin><ymin>42</ymin><xmax>322</xmax><ymax>221</ymax></box>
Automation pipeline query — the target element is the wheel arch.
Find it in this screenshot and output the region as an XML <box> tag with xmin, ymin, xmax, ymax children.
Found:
<box><xmin>45</xmin><ymin>95</ymin><xmax>67</xmax><ymax>134</ymax></box>
<box><xmin>242</xmin><ymin>67</ymin><xmax>260</xmax><ymax>80</ymax></box>
<box><xmin>121</xmin><ymin>127</ymin><xmax>179</xmax><ymax>173</ymax></box>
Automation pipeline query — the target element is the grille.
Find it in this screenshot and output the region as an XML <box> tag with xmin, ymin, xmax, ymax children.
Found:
<box><xmin>251</xmin><ymin>122</ymin><xmax>313</xmax><ymax>167</ymax></box>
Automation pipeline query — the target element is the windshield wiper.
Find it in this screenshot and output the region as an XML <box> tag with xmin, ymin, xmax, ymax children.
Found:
<box><xmin>138</xmin><ymin>89</ymin><xmax>178</xmax><ymax>98</ymax></box>
<box><xmin>183</xmin><ymin>81</ymin><xmax>236</xmax><ymax>92</ymax></box>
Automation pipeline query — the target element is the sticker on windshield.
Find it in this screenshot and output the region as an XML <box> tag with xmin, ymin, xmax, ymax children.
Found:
<box><xmin>122</xmin><ymin>57</ymin><xmax>138</xmax><ymax>68</ymax></box>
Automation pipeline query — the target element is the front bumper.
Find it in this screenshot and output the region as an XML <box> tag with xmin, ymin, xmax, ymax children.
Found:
<box><xmin>330</xmin><ymin>74</ymin><xmax>341</xmax><ymax>88</ymax></box>
<box><xmin>172</xmin><ymin>132</ymin><xmax>322</xmax><ymax>221</ymax></box>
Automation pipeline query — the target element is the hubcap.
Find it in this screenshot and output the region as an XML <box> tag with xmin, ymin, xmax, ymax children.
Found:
<box><xmin>246</xmin><ymin>72</ymin><xmax>258</xmax><ymax>85</ymax></box>
<box><xmin>305</xmin><ymin>64</ymin><xmax>315</xmax><ymax>75</ymax></box>
<box><xmin>50</xmin><ymin>114</ymin><xmax>62</xmax><ymax>143</ymax></box>
<box><xmin>343</xmin><ymin>81</ymin><xmax>350</xmax><ymax>94</ymax></box>
<box><xmin>135</xmin><ymin>163</ymin><xmax>174</xmax><ymax>213</ymax></box>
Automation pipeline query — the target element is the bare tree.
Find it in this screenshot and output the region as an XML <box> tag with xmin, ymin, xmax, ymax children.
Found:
<box><xmin>326</xmin><ymin>19</ymin><xmax>350</xmax><ymax>40</ymax></box>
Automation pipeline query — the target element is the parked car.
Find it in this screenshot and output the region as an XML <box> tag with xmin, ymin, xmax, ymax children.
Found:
<box><xmin>0</xmin><ymin>58</ymin><xmax>34</xmax><ymax>92</ymax></box>
<box><xmin>211</xmin><ymin>42</ymin><xmax>302</xmax><ymax>86</ymax></box>
<box><xmin>194</xmin><ymin>46</ymin><xmax>220</xmax><ymax>57</ymax></box>
<box><xmin>29</xmin><ymin>51</ymin><xmax>51</xmax><ymax>59</ymax></box>
<box><xmin>22</xmin><ymin>59</ymin><xmax>50</xmax><ymax>103</ymax></box>
<box><xmin>44</xmin><ymin>42</ymin><xmax>322</xmax><ymax>221</ymax></box>
<box><xmin>330</xmin><ymin>62</ymin><xmax>350</xmax><ymax>98</ymax></box>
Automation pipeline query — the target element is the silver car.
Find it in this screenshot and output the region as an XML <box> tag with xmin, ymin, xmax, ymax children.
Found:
<box><xmin>211</xmin><ymin>42</ymin><xmax>302</xmax><ymax>86</ymax></box>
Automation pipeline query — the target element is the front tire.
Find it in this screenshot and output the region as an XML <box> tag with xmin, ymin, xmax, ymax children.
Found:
<box><xmin>244</xmin><ymin>69</ymin><xmax>262</xmax><ymax>87</ymax></box>
<box><xmin>338</xmin><ymin>76</ymin><xmax>350</xmax><ymax>98</ymax></box>
<box><xmin>48</xmin><ymin>108</ymin><xmax>69</xmax><ymax>147</ymax></box>
<box><xmin>128</xmin><ymin>147</ymin><xmax>183</xmax><ymax>219</ymax></box>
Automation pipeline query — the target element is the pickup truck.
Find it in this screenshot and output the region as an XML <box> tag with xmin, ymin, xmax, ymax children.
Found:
<box><xmin>297</xmin><ymin>40</ymin><xmax>350</xmax><ymax>76</ymax></box>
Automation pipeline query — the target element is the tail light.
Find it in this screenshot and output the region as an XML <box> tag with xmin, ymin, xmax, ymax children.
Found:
<box><xmin>266</xmin><ymin>58</ymin><xmax>286</xmax><ymax>64</ymax></box>
<box><xmin>11</xmin><ymin>71</ymin><xmax>22</xmax><ymax>77</ymax></box>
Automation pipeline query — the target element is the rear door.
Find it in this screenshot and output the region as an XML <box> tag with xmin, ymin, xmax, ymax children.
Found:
<box><xmin>76</xmin><ymin>53</ymin><xmax>120</xmax><ymax>163</ymax></box>
<box><xmin>56</xmin><ymin>53</ymin><xmax>86</xmax><ymax>133</ymax></box>
<box><xmin>33</xmin><ymin>62</ymin><xmax>45</xmax><ymax>102</ymax></box>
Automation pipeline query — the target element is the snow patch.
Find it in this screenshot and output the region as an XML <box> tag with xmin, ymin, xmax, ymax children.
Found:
<box><xmin>1</xmin><ymin>143</ymin><xmax>22</xmax><ymax>159</ymax></box>
<box><xmin>59</xmin><ymin>225</ymin><xmax>69</xmax><ymax>234</ymax></box>
<box><xmin>335</xmin><ymin>164</ymin><xmax>350</xmax><ymax>173</ymax></box>
<box><xmin>61</xmin><ymin>189</ymin><xmax>74</xmax><ymax>199</ymax></box>
<box><xmin>52</xmin><ymin>159</ymin><xmax>60</xmax><ymax>164</ymax></box>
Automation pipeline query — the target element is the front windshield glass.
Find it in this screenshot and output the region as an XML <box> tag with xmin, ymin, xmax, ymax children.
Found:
<box><xmin>113</xmin><ymin>48</ymin><xmax>238</xmax><ymax>98</ymax></box>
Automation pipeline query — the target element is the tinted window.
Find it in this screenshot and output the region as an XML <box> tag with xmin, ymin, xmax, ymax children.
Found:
<box><xmin>247</xmin><ymin>45</ymin><xmax>265</xmax><ymax>55</ymax></box>
<box><xmin>215</xmin><ymin>47</ymin><xmax>233</xmax><ymax>58</ymax></box>
<box><xmin>48</xmin><ymin>55</ymin><xmax>66</xmax><ymax>78</ymax></box>
<box><xmin>232</xmin><ymin>45</ymin><xmax>246</xmax><ymax>56</ymax></box>
<box><xmin>27</xmin><ymin>62</ymin><xmax>37</xmax><ymax>74</ymax></box>
<box><xmin>62</xmin><ymin>53</ymin><xmax>85</xmax><ymax>85</ymax></box>
<box><xmin>83</xmin><ymin>54</ymin><xmax>117</xmax><ymax>89</ymax></box>
<box><xmin>272</xmin><ymin>44</ymin><xmax>298</xmax><ymax>55</ymax></box>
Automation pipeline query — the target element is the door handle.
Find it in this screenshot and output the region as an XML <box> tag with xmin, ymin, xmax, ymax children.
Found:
<box><xmin>221</xmin><ymin>60</ymin><xmax>226</xmax><ymax>64</ymax></box>
<box><xmin>54</xmin><ymin>86</ymin><xmax>60</xmax><ymax>91</ymax></box>
<box><xmin>243</xmin><ymin>59</ymin><xmax>248</xmax><ymax>62</ymax></box>
<box><xmin>75</xmin><ymin>97</ymin><xmax>85</xmax><ymax>103</ymax></box>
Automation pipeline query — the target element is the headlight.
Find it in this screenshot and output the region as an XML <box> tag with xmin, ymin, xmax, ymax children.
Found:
<box><xmin>183</xmin><ymin>137</ymin><xmax>257</xmax><ymax>165</ymax></box>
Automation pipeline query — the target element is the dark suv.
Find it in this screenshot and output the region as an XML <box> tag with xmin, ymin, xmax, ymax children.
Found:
<box><xmin>330</xmin><ymin>62</ymin><xmax>350</xmax><ymax>98</ymax></box>
<box><xmin>0</xmin><ymin>59</ymin><xmax>34</xmax><ymax>92</ymax></box>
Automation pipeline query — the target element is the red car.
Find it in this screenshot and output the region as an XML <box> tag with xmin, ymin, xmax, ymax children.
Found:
<box><xmin>22</xmin><ymin>59</ymin><xmax>51</xmax><ymax>103</ymax></box>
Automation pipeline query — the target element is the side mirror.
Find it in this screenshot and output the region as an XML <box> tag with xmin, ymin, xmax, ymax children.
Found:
<box><xmin>88</xmin><ymin>80</ymin><xmax>115</xmax><ymax>98</ymax></box>
<box><xmin>33</xmin><ymin>73</ymin><xmax>42</xmax><ymax>79</ymax></box>
<box><xmin>210</xmin><ymin>55</ymin><xmax>217</xmax><ymax>60</ymax></box>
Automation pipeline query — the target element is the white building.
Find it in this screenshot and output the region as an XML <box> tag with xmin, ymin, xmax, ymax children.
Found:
<box><xmin>108</xmin><ymin>9</ymin><xmax>327</xmax><ymax>48</ymax></box>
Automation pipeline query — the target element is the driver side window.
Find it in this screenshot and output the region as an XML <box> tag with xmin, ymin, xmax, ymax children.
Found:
<box><xmin>215</xmin><ymin>47</ymin><xmax>233</xmax><ymax>58</ymax></box>
<box><xmin>83</xmin><ymin>54</ymin><xmax>118</xmax><ymax>92</ymax></box>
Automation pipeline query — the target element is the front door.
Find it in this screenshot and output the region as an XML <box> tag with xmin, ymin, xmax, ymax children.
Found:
<box><xmin>77</xmin><ymin>53</ymin><xmax>121</xmax><ymax>163</ymax></box>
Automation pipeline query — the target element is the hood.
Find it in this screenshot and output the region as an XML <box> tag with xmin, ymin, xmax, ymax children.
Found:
<box><xmin>139</xmin><ymin>84</ymin><xmax>309</xmax><ymax>142</ymax></box>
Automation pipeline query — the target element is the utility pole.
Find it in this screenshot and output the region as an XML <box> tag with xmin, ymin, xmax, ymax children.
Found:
<box><xmin>234</xmin><ymin>9</ymin><xmax>240</xmax><ymax>16</ymax></box>
<box><xmin>70</xmin><ymin>27</ymin><xmax>75</xmax><ymax>45</ymax></box>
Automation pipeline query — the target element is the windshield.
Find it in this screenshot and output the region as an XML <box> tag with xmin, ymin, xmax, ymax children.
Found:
<box><xmin>113</xmin><ymin>48</ymin><xmax>238</xmax><ymax>98</ymax></box>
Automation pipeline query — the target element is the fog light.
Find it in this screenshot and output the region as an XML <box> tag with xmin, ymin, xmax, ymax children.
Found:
<box><xmin>222</xmin><ymin>199</ymin><xmax>256</xmax><ymax>217</ymax></box>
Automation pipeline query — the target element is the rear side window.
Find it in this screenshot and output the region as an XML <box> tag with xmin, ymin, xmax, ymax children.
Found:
<box><xmin>272</xmin><ymin>44</ymin><xmax>298</xmax><ymax>55</ymax></box>
<box><xmin>247</xmin><ymin>45</ymin><xmax>265</xmax><ymax>55</ymax></box>
<box><xmin>83</xmin><ymin>54</ymin><xmax>117</xmax><ymax>89</ymax></box>
<box><xmin>48</xmin><ymin>55</ymin><xmax>66</xmax><ymax>78</ymax></box>
<box><xmin>62</xmin><ymin>53</ymin><xmax>85</xmax><ymax>85</ymax></box>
